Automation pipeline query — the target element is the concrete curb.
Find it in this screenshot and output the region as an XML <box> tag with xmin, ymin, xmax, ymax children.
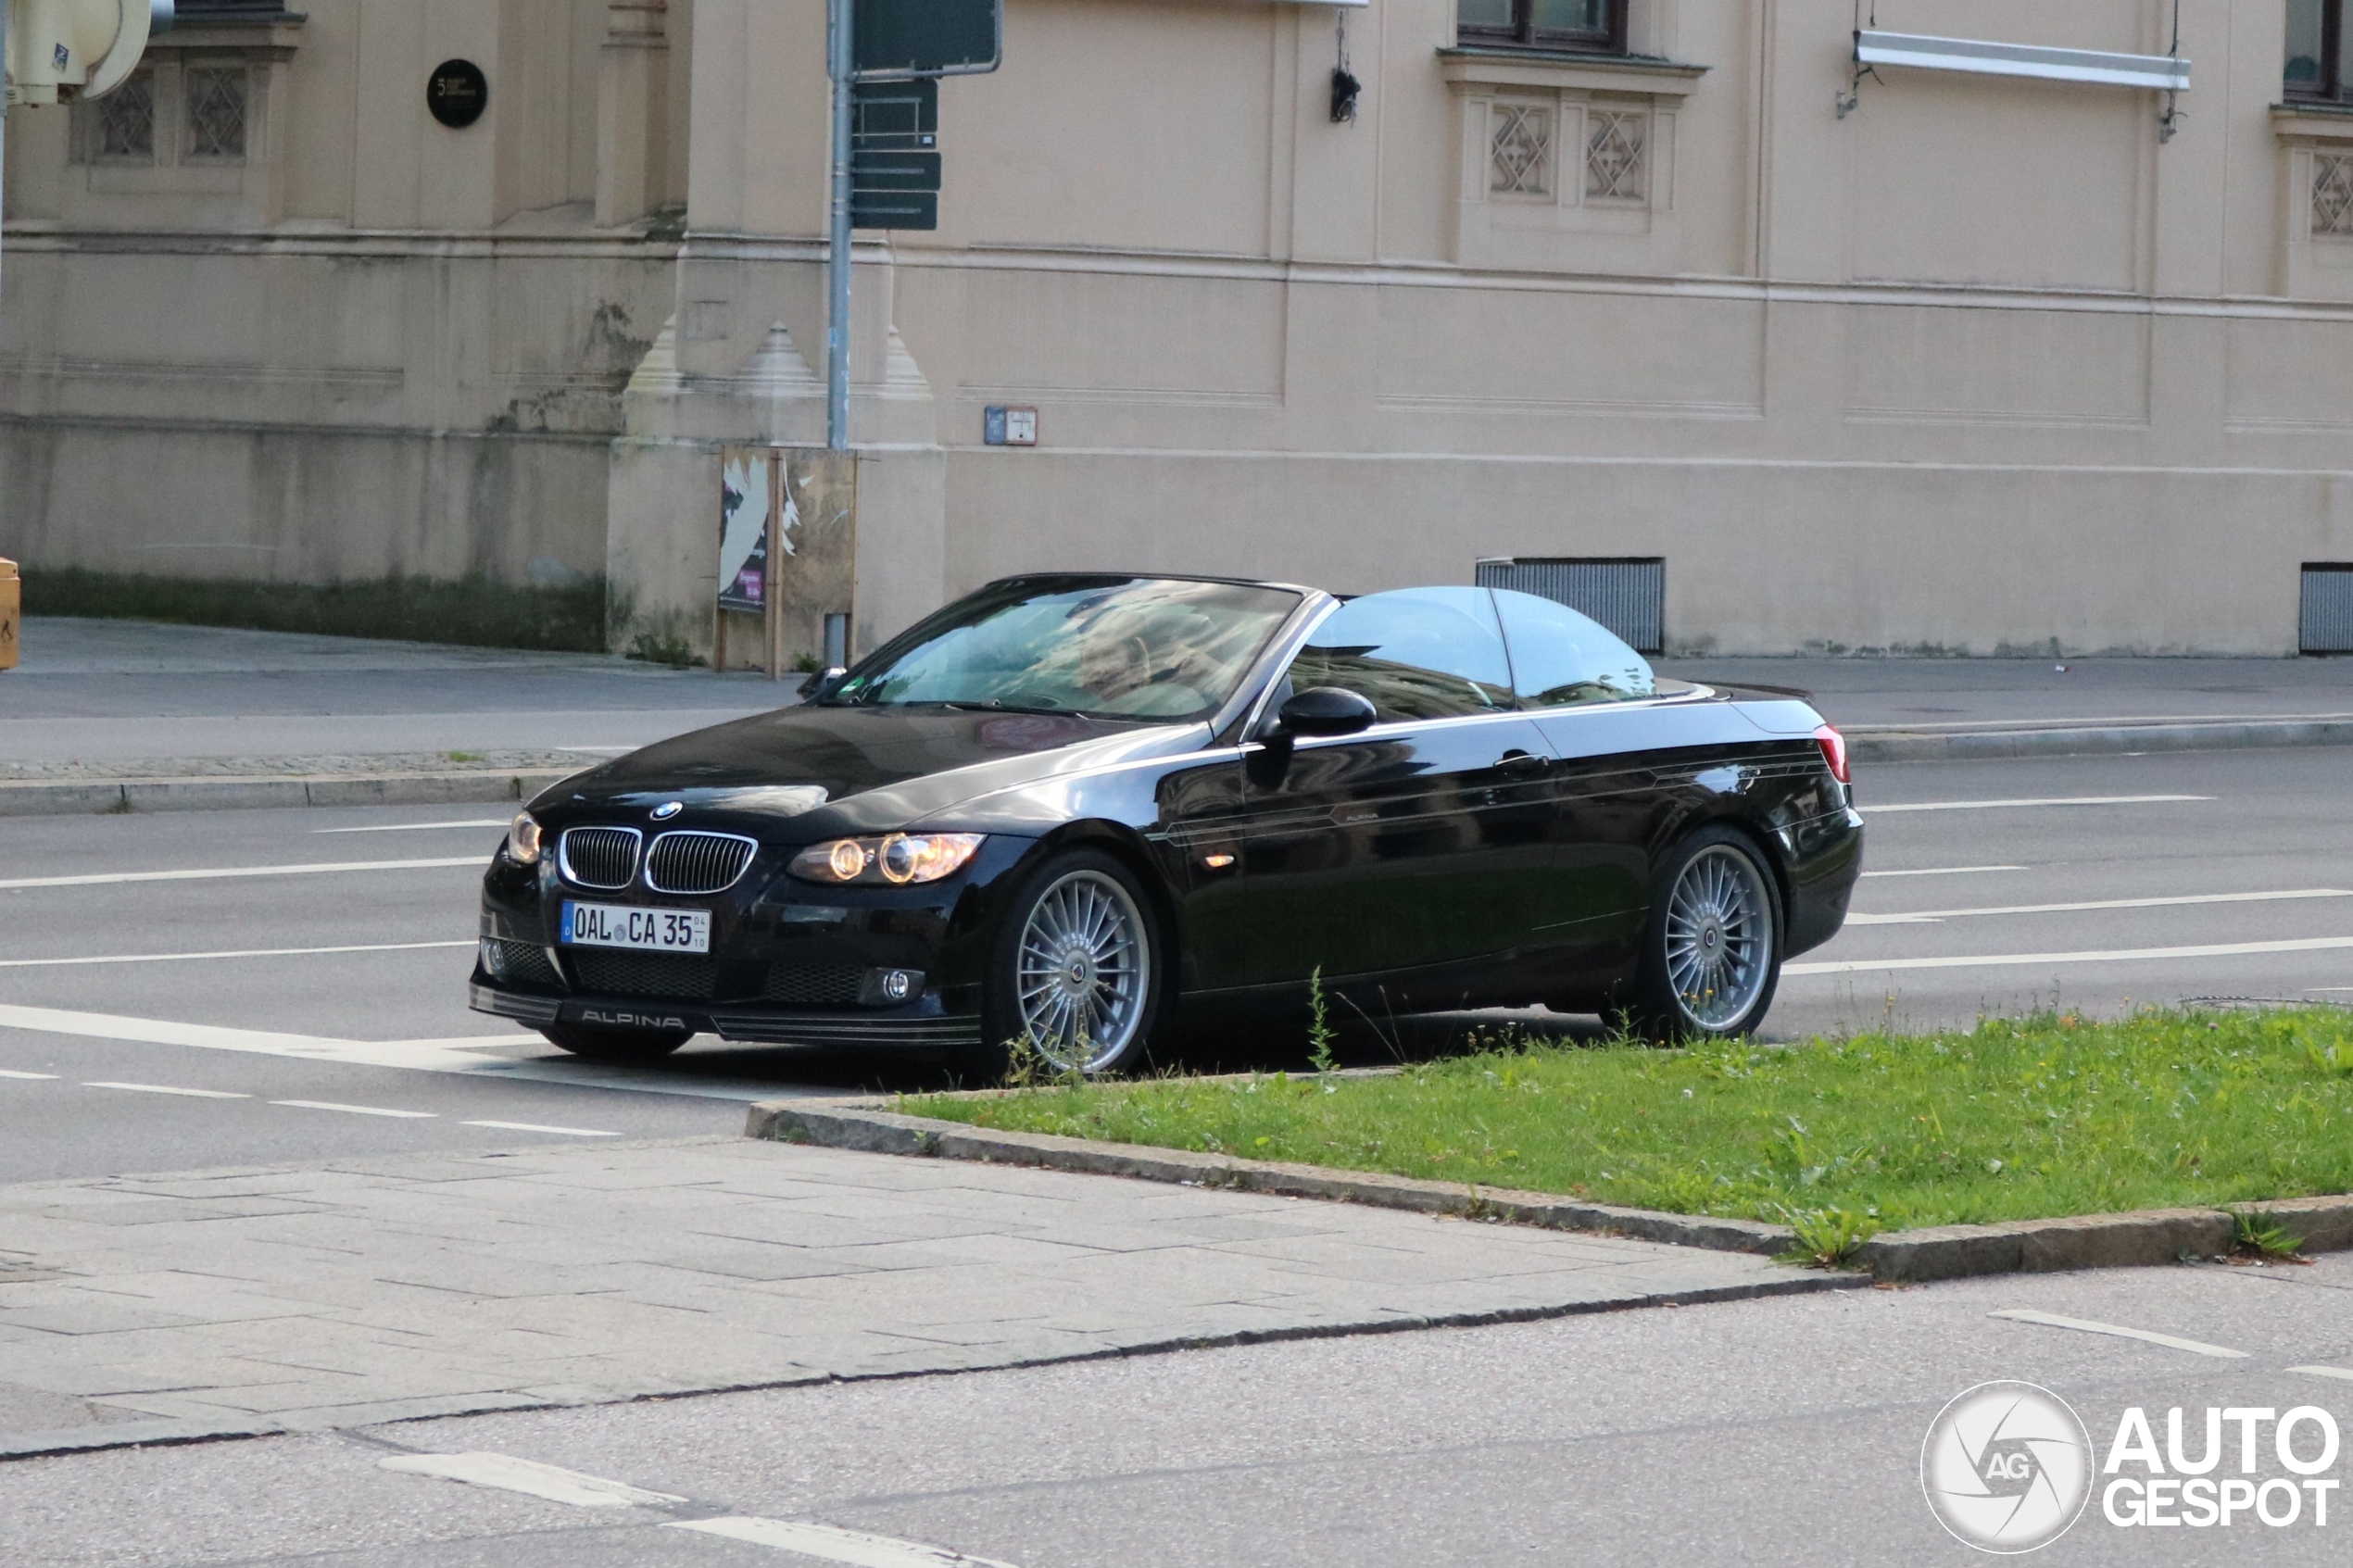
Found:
<box><xmin>1848</xmin><ymin>717</ymin><xmax>2353</xmax><ymax>763</ymax></box>
<box><xmin>748</xmin><ymin>1098</ymin><xmax>2353</xmax><ymax>1284</ymax></box>
<box><xmin>0</xmin><ymin>770</ymin><xmax>577</xmax><ymax>818</ymax></box>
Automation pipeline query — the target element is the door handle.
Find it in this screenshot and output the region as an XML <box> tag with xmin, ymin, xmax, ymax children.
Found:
<box><xmin>1496</xmin><ymin>751</ymin><xmax>1552</xmax><ymax>773</ymax></box>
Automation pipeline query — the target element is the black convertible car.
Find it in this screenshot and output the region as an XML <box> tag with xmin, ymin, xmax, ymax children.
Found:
<box><xmin>472</xmin><ymin>574</ymin><xmax>1862</xmax><ymax>1073</ymax></box>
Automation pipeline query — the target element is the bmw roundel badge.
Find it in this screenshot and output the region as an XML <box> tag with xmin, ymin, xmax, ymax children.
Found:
<box><xmin>651</xmin><ymin>801</ymin><xmax>684</xmax><ymax>821</ymax></box>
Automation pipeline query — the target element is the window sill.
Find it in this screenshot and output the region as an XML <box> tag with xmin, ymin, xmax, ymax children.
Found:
<box><xmin>1439</xmin><ymin>46</ymin><xmax>1706</xmax><ymax>97</ymax></box>
<box><xmin>2276</xmin><ymin>102</ymin><xmax>2353</xmax><ymax>143</ymax></box>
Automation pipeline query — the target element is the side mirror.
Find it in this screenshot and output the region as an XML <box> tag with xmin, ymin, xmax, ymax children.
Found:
<box><xmin>797</xmin><ymin>665</ymin><xmax>848</xmax><ymax>700</ymax></box>
<box><xmin>1277</xmin><ymin>685</ymin><xmax>1378</xmax><ymax>738</ymax></box>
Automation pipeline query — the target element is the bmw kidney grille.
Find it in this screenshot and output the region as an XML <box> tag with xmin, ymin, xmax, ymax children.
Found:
<box><xmin>558</xmin><ymin>826</ymin><xmax>643</xmax><ymax>890</ymax></box>
<box><xmin>645</xmin><ymin>831</ymin><xmax>760</xmax><ymax>896</ymax></box>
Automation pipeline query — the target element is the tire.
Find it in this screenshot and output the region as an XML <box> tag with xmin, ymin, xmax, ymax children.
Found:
<box><xmin>1617</xmin><ymin>825</ymin><xmax>1782</xmax><ymax>1043</ymax></box>
<box><xmin>536</xmin><ymin>1022</ymin><xmax>692</xmax><ymax>1063</ymax></box>
<box><xmin>969</xmin><ymin>848</ymin><xmax>1164</xmax><ymax>1079</ymax></box>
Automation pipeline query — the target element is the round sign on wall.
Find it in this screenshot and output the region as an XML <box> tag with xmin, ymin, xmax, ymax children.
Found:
<box><xmin>427</xmin><ymin>59</ymin><xmax>488</xmax><ymax>129</ymax></box>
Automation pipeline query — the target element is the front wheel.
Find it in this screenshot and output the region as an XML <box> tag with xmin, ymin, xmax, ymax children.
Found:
<box><xmin>1617</xmin><ymin>826</ymin><xmax>1782</xmax><ymax>1042</ymax></box>
<box><xmin>973</xmin><ymin>849</ymin><xmax>1164</xmax><ymax>1078</ymax></box>
<box><xmin>536</xmin><ymin>1022</ymin><xmax>692</xmax><ymax>1063</ymax></box>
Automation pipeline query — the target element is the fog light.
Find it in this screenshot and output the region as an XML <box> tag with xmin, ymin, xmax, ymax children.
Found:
<box><xmin>862</xmin><ymin>968</ymin><xmax>923</xmax><ymax>1006</ymax></box>
<box><xmin>479</xmin><ymin>938</ymin><xmax>508</xmax><ymax>980</ymax></box>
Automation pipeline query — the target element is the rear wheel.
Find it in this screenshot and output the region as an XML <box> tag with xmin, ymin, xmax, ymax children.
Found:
<box><xmin>536</xmin><ymin>1022</ymin><xmax>692</xmax><ymax>1064</ymax></box>
<box><xmin>969</xmin><ymin>848</ymin><xmax>1163</xmax><ymax>1079</ymax></box>
<box><xmin>1617</xmin><ymin>826</ymin><xmax>1781</xmax><ymax>1042</ymax></box>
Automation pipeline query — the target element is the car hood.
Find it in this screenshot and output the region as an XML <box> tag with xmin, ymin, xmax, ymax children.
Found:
<box><xmin>534</xmin><ymin>703</ymin><xmax>1213</xmax><ymax>838</ymax></box>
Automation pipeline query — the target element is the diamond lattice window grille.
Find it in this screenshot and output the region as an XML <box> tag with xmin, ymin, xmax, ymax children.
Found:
<box><xmin>2317</xmin><ymin>155</ymin><xmax>2353</xmax><ymax>237</ymax></box>
<box><xmin>1586</xmin><ymin>109</ymin><xmax>1647</xmax><ymax>203</ymax></box>
<box><xmin>95</xmin><ymin>73</ymin><xmax>156</xmax><ymax>163</ymax></box>
<box><xmin>1490</xmin><ymin>105</ymin><xmax>1554</xmax><ymax>196</ymax></box>
<box><xmin>184</xmin><ymin>66</ymin><xmax>248</xmax><ymax>162</ymax></box>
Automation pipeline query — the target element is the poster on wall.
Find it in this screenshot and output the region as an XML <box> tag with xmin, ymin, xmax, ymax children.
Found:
<box><xmin>717</xmin><ymin>451</ymin><xmax>772</xmax><ymax>615</ymax></box>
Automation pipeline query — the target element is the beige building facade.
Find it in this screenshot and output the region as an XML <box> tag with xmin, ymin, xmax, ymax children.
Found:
<box><xmin>6</xmin><ymin>0</ymin><xmax>2353</xmax><ymax>658</ymax></box>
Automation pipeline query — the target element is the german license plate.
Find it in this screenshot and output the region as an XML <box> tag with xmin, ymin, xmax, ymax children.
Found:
<box><xmin>558</xmin><ymin>902</ymin><xmax>711</xmax><ymax>954</ymax></box>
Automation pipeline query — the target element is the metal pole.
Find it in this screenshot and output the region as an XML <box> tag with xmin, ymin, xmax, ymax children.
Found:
<box><xmin>1</xmin><ymin>0</ymin><xmax>11</xmax><ymax>387</ymax></box>
<box><xmin>825</xmin><ymin>0</ymin><xmax>853</xmax><ymax>451</ymax></box>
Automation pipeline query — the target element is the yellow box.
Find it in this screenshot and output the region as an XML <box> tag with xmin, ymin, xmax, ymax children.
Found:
<box><xmin>0</xmin><ymin>558</ymin><xmax>17</xmax><ymax>671</ymax></box>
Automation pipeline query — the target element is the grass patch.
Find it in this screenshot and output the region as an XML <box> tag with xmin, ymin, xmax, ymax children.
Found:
<box><xmin>23</xmin><ymin>568</ymin><xmax>608</xmax><ymax>653</ymax></box>
<box><xmin>906</xmin><ymin>1008</ymin><xmax>2353</xmax><ymax>1233</ymax></box>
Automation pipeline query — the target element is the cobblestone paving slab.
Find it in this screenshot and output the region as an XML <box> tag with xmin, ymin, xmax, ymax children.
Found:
<box><xmin>0</xmin><ymin>1136</ymin><xmax>1855</xmax><ymax>1452</ymax></box>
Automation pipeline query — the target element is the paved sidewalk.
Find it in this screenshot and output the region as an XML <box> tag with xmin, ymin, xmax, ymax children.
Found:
<box><xmin>0</xmin><ymin>1137</ymin><xmax>1842</xmax><ymax>1456</ymax></box>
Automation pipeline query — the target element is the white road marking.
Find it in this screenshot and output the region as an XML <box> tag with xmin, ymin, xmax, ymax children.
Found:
<box><xmin>1788</xmin><ymin>935</ymin><xmax>2353</xmax><ymax>976</ymax></box>
<box><xmin>1990</xmin><ymin>1309</ymin><xmax>2248</xmax><ymax>1359</ymax></box>
<box><xmin>313</xmin><ymin>821</ymin><xmax>510</xmax><ymax>834</ymax></box>
<box><xmin>464</xmin><ymin>1120</ymin><xmax>620</xmax><ymax>1137</ymax></box>
<box><xmin>1860</xmin><ymin>794</ymin><xmax>2211</xmax><ymax>814</ymax></box>
<box><xmin>82</xmin><ymin>1082</ymin><xmax>250</xmax><ymax>1099</ymax></box>
<box><xmin>0</xmin><ymin>1003</ymin><xmax>795</xmax><ymax>1102</ymax></box>
<box><xmin>1859</xmin><ymin>865</ymin><xmax>2029</xmax><ymax>879</ymax></box>
<box><xmin>666</xmin><ymin>1516</ymin><xmax>1023</xmax><ymax>1567</ymax></box>
<box><xmin>0</xmin><ymin>1070</ymin><xmax>58</xmax><ymax>1080</ymax></box>
<box><xmin>1846</xmin><ymin>888</ymin><xmax>2353</xmax><ymax>926</ymax></box>
<box><xmin>378</xmin><ymin>1452</ymin><xmax>685</xmax><ymax>1508</ymax></box>
<box><xmin>0</xmin><ymin>857</ymin><xmax>483</xmax><ymax>891</ymax></box>
<box><xmin>0</xmin><ymin>940</ymin><xmax>473</xmax><ymax>970</ymax></box>
<box><xmin>2290</xmin><ymin>1365</ymin><xmax>2353</xmax><ymax>1384</ymax></box>
<box><xmin>270</xmin><ymin>1100</ymin><xmax>435</xmax><ymax>1119</ymax></box>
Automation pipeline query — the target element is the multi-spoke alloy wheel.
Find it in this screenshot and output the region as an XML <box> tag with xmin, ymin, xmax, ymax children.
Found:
<box><xmin>1621</xmin><ymin>827</ymin><xmax>1782</xmax><ymax>1041</ymax></box>
<box><xmin>1000</xmin><ymin>859</ymin><xmax>1156</xmax><ymax>1073</ymax></box>
<box><xmin>1663</xmin><ymin>845</ymin><xmax>1773</xmax><ymax>1029</ymax></box>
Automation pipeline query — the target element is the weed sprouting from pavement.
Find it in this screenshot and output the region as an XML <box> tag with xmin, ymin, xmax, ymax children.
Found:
<box><xmin>1776</xmin><ymin>1207</ymin><xmax>1879</xmax><ymax>1269</ymax></box>
<box><xmin>2231</xmin><ymin>1210</ymin><xmax>2309</xmax><ymax>1262</ymax></box>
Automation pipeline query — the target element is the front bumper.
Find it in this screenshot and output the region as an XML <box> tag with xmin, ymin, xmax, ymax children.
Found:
<box><xmin>470</xmin><ymin>980</ymin><xmax>983</xmax><ymax>1048</ymax></box>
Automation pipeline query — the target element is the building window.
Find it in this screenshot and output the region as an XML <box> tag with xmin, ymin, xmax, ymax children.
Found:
<box><xmin>183</xmin><ymin>64</ymin><xmax>248</xmax><ymax>162</ymax></box>
<box><xmin>1457</xmin><ymin>0</ymin><xmax>1626</xmax><ymax>55</ymax></box>
<box><xmin>2287</xmin><ymin>0</ymin><xmax>2353</xmax><ymax>101</ymax></box>
<box><xmin>75</xmin><ymin>70</ymin><xmax>157</xmax><ymax>164</ymax></box>
<box><xmin>1584</xmin><ymin>108</ymin><xmax>1646</xmax><ymax>202</ymax></box>
<box><xmin>1490</xmin><ymin>103</ymin><xmax>1554</xmax><ymax>195</ymax></box>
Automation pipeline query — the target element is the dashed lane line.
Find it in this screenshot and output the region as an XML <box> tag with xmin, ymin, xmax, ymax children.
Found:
<box><xmin>82</xmin><ymin>1082</ymin><xmax>250</xmax><ymax>1099</ymax></box>
<box><xmin>312</xmin><ymin>821</ymin><xmax>510</xmax><ymax>834</ymax></box>
<box><xmin>378</xmin><ymin>1452</ymin><xmax>684</xmax><ymax>1508</ymax></box>
<box><xmin>1787</xmin><ymin>935</ymin><xmax>2353</xmax><ymax>976</ymax></box>
<box><xmin>1860</xmin><ymin>795</ymin><xmax>2212</xmax><ymax>814</ymax></box>
<box><xmin>0</xmin><ymin>1002</ymin><xmax>804</xmax><ymax>1103</ymax></box>
<box><xmin>1990</xmin><ymin>1309</ymin><xmax>2249</xmax><ymax>1359</ymax></box>
<box><xmin>463</xmin><ymin>1119</ymin><xmax>620</xmax><ymax>1137</ymax></box>
<box><xmin>666</xmin><ymin>1515</ymin><xmax>1023</xmax><ymax>1566</ymax></box>
<box><xmin>378</xmin><ymin>1449</ymin><xmax>1022</xmax><ymax>1566</ymax></box>
<box><xmin>0</xmin><ymin>1070</ymin><xmax>57</xmax><ymax>1080</ymax></box>
<box><xmin>2290</xmin><ymin>1366</ymin><xmax>2353</xmax><ymax>1384</ymax></box>
<box><xmin>1846</xmin><ymin>888</ymin><xmax>2353</xmax><ymax>926</ymax></box>
<box><xmin>270</xmin><ymin>1099</ymin><xmax>436</xmax><ymax>1119</ymax></box>
<box><xmin>0</xmin><ymin>940</ymin><xmax>473</xmax><ymax>970</ymax></box>
<box><xmin>1859</xmin><ymin>865</ymin><xmax>2029</xmax><ymax>879</ymax></box>
<box><xmin>0</xmin><ymin>857</ymin><xmax>484</xmax><ymax>891</ymax></box>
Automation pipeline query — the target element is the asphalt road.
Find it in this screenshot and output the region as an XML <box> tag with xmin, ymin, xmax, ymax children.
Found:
<box><xmin>11</xmin><ymin>1247</ymin><xmax>2353</xmax><ymax>1567</ymax></box>
<box><xmin>1</xmin><ymin>746</ymin><xmax>2348</xmax><ymax>1184</ymax></box>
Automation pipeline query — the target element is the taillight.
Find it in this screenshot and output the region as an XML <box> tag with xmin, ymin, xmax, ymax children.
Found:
<box><xmin>1815</xmin><ymin>724</ymin><xmax>1850</xmax><ymax>785</ymax></box>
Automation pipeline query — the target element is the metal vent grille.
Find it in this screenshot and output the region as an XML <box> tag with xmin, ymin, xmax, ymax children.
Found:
<box><xmin>490</xmin><ymin>940</ymin><xmax>563</xmax><ymax>992</ymax></box>
<box><xmin>765</xmin><ymin>964</ymin><xmax>868</xmax><ymax>1007</ymax></box>
<box><xmin>1476</xmin><ymin>558</ymin><xmax>1666</xmax><ymax>655</ymax></box>
<box><xmin>559</xmin><ymin>826</ymin><xmax>643</xmax><ymax>890</ymax></box>
<box><xmin>646</xmin><ymin>832</ymin><xmax>759</xmax><ymax>896</ymax></box>
<box><xmin>2303</xmin><ymin>564</ymin><xmax>2353</xmax><ymax>654</ymax></box>
<box><xmin>569</xmin><ymin>950</ymin><xmax>719</xmax><ymax>1000</ymax></box>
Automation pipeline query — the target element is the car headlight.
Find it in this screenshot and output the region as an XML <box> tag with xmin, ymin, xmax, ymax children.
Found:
<box><xmin>506</xmin><ymin>811</ymin><xmax>544</xmax><ymax>866</ymax></box>
<box><xmin>788</xmin><ymin>833</ymin><xmax>984</xmax><ymax>886</ymax></box>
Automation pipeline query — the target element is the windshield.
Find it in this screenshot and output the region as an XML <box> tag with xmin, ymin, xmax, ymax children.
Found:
<box><xmin>822</xmin><ymin>576</ymin><xmax>1302</xmax><ymax>721</ymax></box>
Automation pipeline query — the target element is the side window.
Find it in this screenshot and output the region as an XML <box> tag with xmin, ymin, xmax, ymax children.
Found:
<box><xmin>1285</xmin><ymin>588</ymin><xmax>1515</xmax><ymax>722</ymax></box>
<box><xmin>1492</xmin><ymin>588</ymin><xmax>1656</xmax><ymax>708</ymax></box>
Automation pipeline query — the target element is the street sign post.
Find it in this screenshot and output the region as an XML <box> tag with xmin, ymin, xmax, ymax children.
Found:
<box><xmin>825</xmin><ymin>0</ymin><xmax>1000</xmax><ymax>450</ymax></box>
